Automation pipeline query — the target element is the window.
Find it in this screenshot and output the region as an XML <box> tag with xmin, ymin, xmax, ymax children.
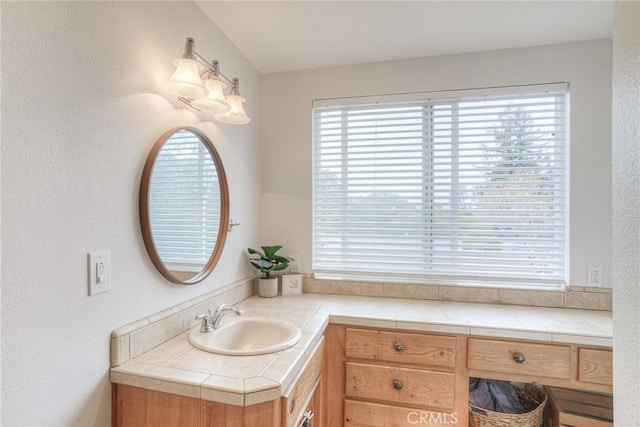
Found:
<box><xmin>312</xmin><ymin>83</ymin><xmax>568</xmax><ymax>287</ymax></box>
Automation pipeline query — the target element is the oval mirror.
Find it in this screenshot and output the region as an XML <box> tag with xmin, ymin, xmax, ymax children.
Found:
<box><xmin>140</xmin><ymin>127</ymin><xmax>229</xmax><ymax>284</ymax></box>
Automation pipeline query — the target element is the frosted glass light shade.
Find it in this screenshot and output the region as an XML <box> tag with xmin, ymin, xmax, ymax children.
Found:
<box><xmin>191</xmin><ymin>78</ymin><xmax>231</xmax><ymax>113</ymax></box>
<box><xmin>163</xmin><ymin>58</ymin><xmax>208</xmax><ymax>99</ymax></box>
<box><xmin>215</xmin><ymin>94</ymin><xmax>251</xmax><ymax>124</ymax></box>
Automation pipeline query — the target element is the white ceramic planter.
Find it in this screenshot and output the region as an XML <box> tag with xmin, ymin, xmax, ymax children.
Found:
<box><xmin>258</xmin><ymin>277</ymin><xmax>278</xmax><ymax>298</ymax></box>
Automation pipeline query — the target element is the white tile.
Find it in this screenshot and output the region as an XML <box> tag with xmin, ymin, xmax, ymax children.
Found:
<box><xmin>551</xmin><ymin>334</ymin><xmax>613</xmax><ymax>347</ymax></box>
<box><xmin>498</xmin><ymin>289</ymin><xmax>564</xmax><ymax>308</ymax></box>
<box><xmin>201</xmin><ymin>374</ymin><xmax>245</xmax><ymax>393</ymax></box>
<box><xmin>170</xmin><ymin>299</ymin><xmax>193</xmax><ymax>314</ymax></box>
<box><xmin>330</xmin><ymin>280</ymin><xmax>383</xmax><ymax>297</ymax></box>
<box><xmin>110</xmin><ymin>335</ymin><xmax>130</xmax><ymax>367</ymax></box>
<box><xmin>385</xmin><ymin>299</ymin><xmax>447</xmax><ymax>324</ymax></box>
<box><xmin>303</xmin><ymin>279</ymin><xmax>331</xmax><ymax>294</ymax></box>
<box><xmin>301</xmin><ymin>313</ymin><xmax>329</xmax><ymax>334</ymax></box>
<box><xmin>135</xmin><ymin>333</ymin><xmax>192</xmax><ymax>366</ymax></box>
<box><xmin>168</xmin><ymin>349</ymin><xmax>277</xmax><ymax>378</ymax></box>
<box><xmin>200</xmin><ymin>387</ymin><xmax>245</xmax><ymax>406</ymax></box>
<box><xmin>110</xmin><ymin>371</ymin><xmax>202</xmax><ymax>399</ymax></box>
<box><xmin>111</xmin><ymin>360</ymin><xmax>209</xmax><ymax>397</ymax></box>
<box><xmin>293</xmin><ymin>332</ymin><xmax>316</xmax><ymax>350</ymax></box>
<box><xmin>329</xmin><ymin>314</ymin><xmax>397</xmax><ymax>329</ymax></box>
<box><xmin>439</xmin><ymin>286</ymin><xmax>499</xmax><ymax>304</ymax></box>
<box><xmin>245</xmin><ymin>387</ymin><xmax>281</xmax><ymax>406</ymax></box>
<box><xmin>397</xmin><ymin>321</ymin><xmax>470</xmax><ymax>335</ymax></box>
<box><xmin>244</xmin><ymin>377</ymin><xmax>280</xmax><ymax>394</ymax></box>
<box><xmin>147</xmin><ymin>308</ymin><xmax>174</xmax><ymax>324</ymax></box>
<box><xmin>382</xmin><ymin>283</ymin><xmax>439</xmax><ymax>300</ymax></box>
<box><xmin>440</xmin><ymin>302</ymin><xmax>520</xmax><ymax>328</ymax></box>
<box><xmin>511</xmin><ymin>307</ymin><xmax>603</xmax><ymax>335</ymax></box>
<box><xmin>130</xmin><ymin>315</ymin><xmax>183</xmax><ymax>358</ymax></box>
<box><xmin>261</xmin><ymin>347</ymin><xmax>305</xmax><ymax>392</ymax></box>
<box><xmin>469</xmin><ymin>327</ymin><xmax>552</xmax><ymax>342</ymax></box>
<box><xmin>113</xmin><ymin>318</ymin><xmax>150</xmax><ymax>337</ymax></box>
<box><xmin>564</xmin><ymin>292</ymin><xmax>612</xmax><ymax>311</ymax></box>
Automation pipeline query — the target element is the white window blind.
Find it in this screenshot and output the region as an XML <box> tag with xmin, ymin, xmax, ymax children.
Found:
<box><xmin>312</xmin><ymin>83</ymin><xmax>569</xmax><ymax>287</ymax></box>
<box><xmin>149</xmin><ymin>130</ymin><xmax>221</xmax><ymax>272</ymax></box>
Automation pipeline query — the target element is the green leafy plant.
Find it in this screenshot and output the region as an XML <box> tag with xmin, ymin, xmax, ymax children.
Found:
<box><xmin>248</xmin><ymin>245</ymin><xmax>291</xmax><ymax>278</ymax></box>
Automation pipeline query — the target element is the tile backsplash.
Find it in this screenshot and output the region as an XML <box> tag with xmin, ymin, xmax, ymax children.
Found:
<box><xmin>302</xmin><ymin>277</ymin><xmax>612</xmax><ymax>311</ymax></box>
<box><xmin>111</xmin><ymin>276</ymin><xmax>255</xmax><ymax>367</ymax></box>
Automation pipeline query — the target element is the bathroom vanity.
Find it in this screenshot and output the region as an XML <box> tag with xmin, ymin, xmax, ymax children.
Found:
<box><xmin>110</xmin><ymin>293</ymin><xmax>612</xmax><ymax>426</ymax></box>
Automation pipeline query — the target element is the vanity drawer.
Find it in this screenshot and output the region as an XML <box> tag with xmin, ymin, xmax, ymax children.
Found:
<box><xmin>345</xmin><ymin>362</ymin><xmax>455</xmax><ymax>410</ymax></box>
<box><xmin>468</xmin><ymin>338</ymin><xmax>572</xmax><ymax>380</ymax></box>
<box><xmin>345</xmin><ymin>328</ymin><xmax>456</xmax><ymax>368</ymax></box>
<box><xmin>344</xmin><ymin>399</ymin><xmax>457</xmax><ymax>427</ymax></box>
<box><xmin>578</xmin><ymin>348</ymin><xmax>613</xmax><ymax>386</ymax></box>
<box><xmin>282</xmin><ymin>337</ymin><xmax>323</xmax><ymax>427</ymax></box>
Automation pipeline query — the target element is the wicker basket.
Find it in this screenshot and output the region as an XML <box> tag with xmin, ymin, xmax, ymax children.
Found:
<box><xmin>469</xmin><ymin>383</ymin><xmax>547</xmax><ymax>427</ymax></box>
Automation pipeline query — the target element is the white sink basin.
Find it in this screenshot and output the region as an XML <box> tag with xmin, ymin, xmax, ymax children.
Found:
<box><xmin>188</xmin><ymin>317</ymin><xmax>301</xmax><ymax>356</ymax></box>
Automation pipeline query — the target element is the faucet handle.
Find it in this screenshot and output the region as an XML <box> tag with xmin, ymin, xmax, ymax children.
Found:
<box><xmin>195</xmin><ymin>309</ymin><xmax>214</xmax><ymax>333</ymax></box>
<box><xmin>214</xmin><ymin>303</ymin><xmax>226</xmax><ymax>314</ymax></box>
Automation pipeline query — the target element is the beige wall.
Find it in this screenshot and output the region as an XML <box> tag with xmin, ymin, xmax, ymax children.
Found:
<box><xmin>612</xmin><ymin>0</ymin><xmax>640</xmax><ymax>424</ymax></box>
<box><xmin>0</xmin><ymin>2</ymin><xmax>261</xmax><ymax>425</ymax></box>
<box><xmin>261</xmin><ymin>39</ymin><xmax>612</xmax><ymax>288</ymax></box>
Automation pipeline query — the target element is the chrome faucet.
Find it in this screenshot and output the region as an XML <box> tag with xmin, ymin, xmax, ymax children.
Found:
<box><xmin>195</xmin><ymin>304</ymin><xmax>244</xmax><ymax>333</ymax></box>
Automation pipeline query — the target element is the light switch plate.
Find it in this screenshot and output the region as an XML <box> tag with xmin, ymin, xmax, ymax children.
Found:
<box><xmin>88</xmin><ymin>251</ymin><xmax>111</xmax><ymax>296</ymax></box>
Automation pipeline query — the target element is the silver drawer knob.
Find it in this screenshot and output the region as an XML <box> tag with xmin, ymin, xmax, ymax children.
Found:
<box><xmin>393</xmin><ymin>379</ymin><xmax>404</xmax><ymax>390</ymax></box>
<box><xmin>513</xmin><ymin>352</ymin><xmax>526</xmax><ymax>363</ymax></box>
<box><xmin>394</xmin><ymin>342</ymin><xmax>405</xmax><ymax>352</ymax></box>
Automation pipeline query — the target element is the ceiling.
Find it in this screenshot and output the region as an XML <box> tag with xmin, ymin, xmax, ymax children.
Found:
<box><xmin>196</xmin><ymin>1</ymin><xmax>612</xmax><ymax>75</ymax></box>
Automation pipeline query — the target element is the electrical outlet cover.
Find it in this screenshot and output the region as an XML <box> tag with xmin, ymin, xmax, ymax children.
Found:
<box><xmin>88</xmin><ymin>251</ymin><xmax>111</xmax><ymax>296</ymax></box>
<box><xmin>587</xmin><ymin>266</ymin><xmax>602</xmax><ymax>286</ymax></box>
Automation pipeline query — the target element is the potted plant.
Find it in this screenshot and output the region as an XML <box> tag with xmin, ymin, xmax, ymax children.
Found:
<box><xmin>248</xmin><ymin>245</ymin><xmax>291</xmax><ymax>297</ymax></box>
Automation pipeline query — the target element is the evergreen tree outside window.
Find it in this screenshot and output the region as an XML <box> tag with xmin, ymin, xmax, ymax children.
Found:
<box><xmin>312</xmin><ymin>83</ymin><xmax>568</xmax><ymax>287</ymax></box>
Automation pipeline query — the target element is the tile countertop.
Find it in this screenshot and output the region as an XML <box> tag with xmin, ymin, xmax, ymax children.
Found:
<box><xmin>110</xmin><ymin>293</ymin><xmax>612</xmax><ymax>407</ymax></box>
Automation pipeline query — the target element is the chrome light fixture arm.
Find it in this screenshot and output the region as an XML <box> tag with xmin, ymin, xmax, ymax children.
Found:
<box><xmin>193</xmin><ymin>52</ymin><xmax>237</xmax><ymax>89</ymax></box>
<box><xmin>163</xmin><ymin>37</ymin><xmax>250</xmax><ymax>123</ymax></box>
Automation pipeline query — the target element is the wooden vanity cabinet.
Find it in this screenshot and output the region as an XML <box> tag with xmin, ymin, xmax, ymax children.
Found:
<box><xmin>325</xmin><ymin>324</ymin><xmax>469</xmax><ymax>427</ymax></box>
<box><xmin>112</xmin><ymin>384</ymin><xmax>281</xmax><ymax>427</ymax></box>
<box><xmin>113</xmin><ymin>338</ymin><xmax>325</xmax><ymax>427</ymax></box>
<box><xmin>112</xmin><ymin>384</ymin><xmax>202</xmax><ymax>427</ymax></box>
<box><xmin>578</xmin><ymin>347</ymin><xmax>613</xmax><ymax>387</ymax></box>
<box><xmin>325</xmin><ymin>325</ymin><xmax>613</xmax><ymax>427</ymax></box>
<box><xmin>282</xmin><ymin>338</ymin><xmax>324</xmax><ymax>427</ymax></box>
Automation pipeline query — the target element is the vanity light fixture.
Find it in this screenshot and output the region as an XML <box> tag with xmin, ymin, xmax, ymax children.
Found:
<box><xmin>163</xmin><ymin>38</ymin><xmax>251</xmax><ymax>124</ymax></box>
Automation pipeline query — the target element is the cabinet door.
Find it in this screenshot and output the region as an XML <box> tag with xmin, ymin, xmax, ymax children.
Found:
<box><xmin>578</xmin><ymin>348</ymin><xmax>613</xmax><ymax>386</ymax></box>
<box><xmin>202</xmin><ymin>400</ymin><xmax>280</xmax><ymax>427</ymax></box>
<box><xmin>112</xmin><ymin>384</ymin><xmax>200</xmax><ymax>427</ymax></box>
<box><xmin>282</xmin><ymin>338</ymin><xmax>324</xmax><ymax>427</ymax></box>
<box><xmin>295</xmin><ymin>378</ymin><xmax>322</xmax><ymax>427</ymax></box>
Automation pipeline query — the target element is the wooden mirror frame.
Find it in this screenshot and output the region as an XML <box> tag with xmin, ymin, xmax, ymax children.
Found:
<box><xmin>139</xmin><ymin>127</ymin><xmax>230</xmax><ymax>284</ymax></box>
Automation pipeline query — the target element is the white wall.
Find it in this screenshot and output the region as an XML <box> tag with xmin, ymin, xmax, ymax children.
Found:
<box><xmin>261</xmin><ymin>39</ymin><xmax>612</xmax><ymax>287</ymax></box>
<box><xmin>0</xmin><ymin>2</ymin><xmax>261</xmax><ymax>425</ymax></box>
<box><xmin>612</xmin><ymin>1</ymin><xmax>640</xmax><ymax>424</ymax></box>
